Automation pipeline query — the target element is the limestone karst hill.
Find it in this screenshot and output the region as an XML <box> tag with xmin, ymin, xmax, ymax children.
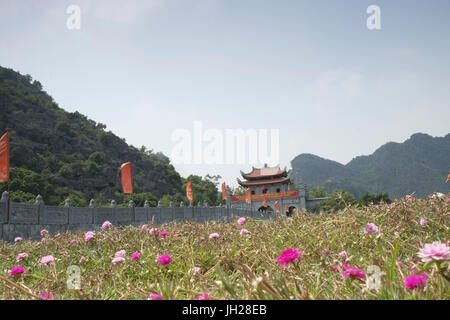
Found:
<box><xmin>0</xmin><ymin>66</ymin><xmax>183</xmax><ymax>206</ymax></box>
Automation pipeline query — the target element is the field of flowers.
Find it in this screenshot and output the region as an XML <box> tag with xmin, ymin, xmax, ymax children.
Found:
<box><xmin>1</xmin><ymin>194</ymin><xmax>449</xmax><ymax>300</ymax></box>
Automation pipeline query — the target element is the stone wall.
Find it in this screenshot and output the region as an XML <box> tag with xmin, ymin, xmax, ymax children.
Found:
<box><xmin>0</xmin><ymin>192</ymin><xmax>281</xmax><ymax>242</ymax></box>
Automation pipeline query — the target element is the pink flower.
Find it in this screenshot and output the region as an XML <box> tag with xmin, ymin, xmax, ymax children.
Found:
<box><xmin>197</xmin><ymin>292</ymin><xmax>212</xmax><ymax>300</ymax></box>
<box><xmin>341</xmin><ymin>264</ymin><xmax>366</xmax><ymax>280</ymax></box>
<box><xmin>112</xmin><ymin>257</ymin><xmax>125</xmax><ymax>264</ymax></box>
<box><xmin>420</xmin><ymin>218</ymin><xmax>427</xmax><ymax>226</ymax></box>
<box><xmin>131</xmin><ymin>251</ymin><xmax>142</xmax><ymax>261</ymax></box>
<box><xmin>85</xmin><ymin>231</ymin><xmax>95</xmax><ymax>241</ymax></box>
<box><xmin>417</xmin><ymin>242</ymin><xmax>450</xmax><ymax>262</ymax></box>
<box><xmin>240</xmin><ymin>229</ymin><xmax>250</xmax><ymax>236</ymax></box>
<box><xmin>40</xmin><ymin>229</ymin><xmax>48</xmax><ymax>236</ymax></box>
<box><xmin>364</xmin><ymin>223</ymin><xmax>378</xmax><ymax>234</ymax></box>
<box><xmin>115</xmin><ymin>250</ymin><xmax>126</xmax><ymax>258</ymax></box>
<box><xmin>338</xmin><ymin>251</ymin><xmax>348</xmax><ymax>259</ymax></box>
<box><xmin>14</xmin><ymin>237</ymin><xmax>22</xmax><ymax>242</ymax></box>
<box><xmin>404</xmin><ymin>274</ymin><xmax>428</xmax><ymax>290</ymax></box>
<box><xmin>406</xmin><ymin>195</ymin><xmax>414</xmax><ymax>202</ymax></box>
<box><xmin>158</xmin><ymin>254</ymin><xmax>172</xmax><ymax>266</ymax></box>
<box><xmin>39</xmin><ymin>255</ymin><xmax>55</xmax><ymax>265</ymax></box>
<box><xmin>70</xmin><ymin>239</ymin><xmax>77</xmax><ymax>244</ymax></box>
<box><xmin>237</xmin><ymin>217</ymin><xmax>246</xmax><ymax>225</ymax></box>
<box><xmin>141</xmin><ymin>224</ymin><xmax>148</xmax><ymax>230</ymax></box>
<box><xmin>150</xmin><ymin>293</ymin><xmax>163</xmax><ymax>300</ymax></box>
<box><xmin>321</xmin><ymin>247</ymin><xmax>330</xmax><ymax>255</ymax></box>
<box><xmin>159</xmin><ymin>230</ymin><xmax>168</xmax><ymax>237</ymax></box>
<box><xmin>149</xmin><ymin>228</ymin><xmax>157</xmax><ymax>235</ymax></box>
<box><xmin>277</xmin><ymin>248</ymin><xmax>302</xmax><ymax>269</ymax></box>
<box><xmin>40</xmin><ymin>292</ymin><xmax>54</xmax><ymax>300</ymax></box>
<box><xmin>192</xmin><ymin>267</ymin><xmax>201</xmax><ymax>276</ymax></box>
<box><xmin>209</xmin><ymin>233</ymin><xmax>219</xmax><ymax>239</ymax></box>
<box><xmin>394</xmin><ymin>232</ymin><xmax>400</xmax><ymax>237</ymax></box>
<box><xmin>16</xmin><ymin>253</ymin><xmax>29</xmax><ymax>261</ymax></box>
<box><xmin>102</xmin><ymin>221</ymin><xmax>112</xmax><ymax>230</ymax></box>
<box><xmin>8</xmin><ymin>265</ymin><xmax>26</xmax><ymax>276</ymax></box>
<box><xmin>79</xmin><ymin>256</ymin><xmax>85</xmax><ymax>263</ymax></box>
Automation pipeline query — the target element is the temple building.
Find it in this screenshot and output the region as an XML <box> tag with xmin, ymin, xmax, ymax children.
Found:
<box><xmin>227</xmin><ymin>164</ymin><xmax>325</xmax><ymax>215</ymax></box>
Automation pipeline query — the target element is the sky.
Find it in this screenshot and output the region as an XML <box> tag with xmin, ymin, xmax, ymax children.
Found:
<box><xmin>1</xmin><ymin>0</ymin><xmax>449</xmax><ymax>188</ymax></box>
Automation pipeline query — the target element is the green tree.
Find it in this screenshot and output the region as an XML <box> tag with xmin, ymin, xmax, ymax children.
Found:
<box><xmin>309</xmin><ymin>186</ymin><xmax>326</xmax><ymax>198</ymax></box>
<box><xmin>317</xmin><ymin>190</ymin><xmax>357</xmax><ymax>212</ymax></box>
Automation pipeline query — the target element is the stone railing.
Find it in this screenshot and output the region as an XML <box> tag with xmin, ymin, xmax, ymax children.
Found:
<box><xmin>0</xmin><ymin>192</ymin><xmax>281</xmax><ymax>242</ymax></box>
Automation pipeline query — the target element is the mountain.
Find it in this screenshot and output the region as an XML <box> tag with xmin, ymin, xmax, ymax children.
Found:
<box><xmin>291</xmin><ymin>133</ymin><xmax>450</xmax><ymax>199</ymax></box>
<box><xmin>0</xmin><ymin>66</ymin><xmax>183</xmax><ymax>205</ymax></box>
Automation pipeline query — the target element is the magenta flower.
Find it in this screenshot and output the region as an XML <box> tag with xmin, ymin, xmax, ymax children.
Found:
<box><xmin>237</xmin><ymin>217</ymin><xmax>246</xmax><ymax>225</ymax></box>
<box><xmin>115</xmin><ymin>250</ymin><xmax>126</xmax><ymax>258</ymax></box>
<box><xmin>85</xmin><ymin>231</ymin><xmax>95</xmax><ymax>241</ymax></box>
<box><xmin>102</xmin><ymin>220</ymin><xmax>112</xmax><ymax>230</ymax></box>
<box><xmin>277</xmin><ymin>248</ymin><xmax>302</xmax><ymax>269</ymax></box>
<box><xmin>338</xmin><ymin>251</ymin><xmax>348</xmax><ymax>259</ymax></box>
<box><xmin>131</xmin><ymin>251</ymin><xmax>142</xmax><ymax>261</ymax></box>
<box><xmin>70</xmin><ymin>239</ymin><xmax>77</xmax><ymax>244</ymax></box>
<box><xmin>149</xmin><ymin>228</ymin><xmax>157</xmax><ymax>235</ymax></box>
<box><xmin>8</xmin><ymin>265</ymin><xmax>26</xmax><ymax>276</ymax></box>
<box><xmin>341</xmin><ymin>264</ymin><xmax>366</xmax><ymax>280</ymax></box>
<box><xmin>40</xmin><ymin>229</ymin><xmax>48</xmax><ymax>236</ymax></box>
<box><xmin>112</xmin><ymin>257</ymin><xmax>125</xmax><ymax>264</ymax></box>
<box><xmin>40</xmin><ymin>292</ymin><xmax>54</xmax><ymax>300</ymax></box>
<box><xmin>321</xmin><ymin>247</ymin><xmax>330</xmax><ymax>255</ymax></box>
<box><xmin>209</xmin><ymin>233</ymin><xmax>219</xmax><ymax>239</ymax></box>
<box><xmin>197</xmin><ymin>292</ymin><xmax>212</xmax><ymax>300</ymax></box>
<box><xmin>158</xmin><ymin>254</ymin><xmax>172</xmax><ymax>266</ymax></box>
<box><xmin>150</xmin><ymin>293</ymin><xmax>163</xmax><ymax>300</ymax></box>
<box><xmin>141</xmin><ymin>224</ymin><xmax>148</xmax><ymax>230</ymax></box>
<box><xmin>39</xmin><ymin>255</ymin><xmax>55</xmax><ymax>265</ymax></box>
<box><xmin>364</xmin><ymin>223</ymin><xmax>379</xmax><ymax>234</ymax></box>
<box><xmin>240</xmin><ymin>229</ymin><xmax>250</xmax><ymax>236</ymax></box>
<box><xmin>79</xmin><ymin>256</ymin><xmax>86</xmax><ymax>263</ymax></box>
<box><xmin>406</xmin><ymin>195</ymin><xmax>414</xmax><ymax>202</ymax></box>
<box><xmin>420</xmin><ymin>218</ymin><xmax>427</xmax><ymax>226</ymax></box>
<box><xmin>417</xmin><ymin>241</ymin><xmax>450</xmax><ymax>262</ymax></box>
<box><xmin>404</xmin><ymin>273</ymin><xmax>428</xmax><ymax>290</ymax></box>
<box><xmin>14</xmin><ymin>237</ymin><xmax>23</xmax><ymax>243</ymax></box>
<box><xmin>159</xmin><ymin>230</ymin><xmax>168</xmax><ymax>237</ymax></box>
<box><xmin>16</xmin><ymin>253</ymin><xmax>29</xmax><ymax>261</ymax></box>
<box><xmin>192</xmin><ymin>267</ymin><xmax>201</xmax><ymax>276</ymax></box>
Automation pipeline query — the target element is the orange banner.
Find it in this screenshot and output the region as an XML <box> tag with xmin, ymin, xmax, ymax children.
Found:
<box><xmin>221</xmin><ymin>182</ymin><xmax>227</xmax><ymax>200</ymax></box>
<box><xmin>285</xmin><ymin>205</ymin><xmax>289</xmax><ymax>213</ymax></box>
<box><xmin>0</xmin><ymin>132</ymin><xmax>9</xmax><ymax>183</ymax></box>
<box><xmin>186</xmin><ymin>181</ymin><xmax>193</xmax><ymax>204</ymax></box>
<box><xmin>245</xmin><ymin>188</ymin><xmax>251</xmax><ymax>204</ymax></box>
<box><xmin>275</xmin><ymin>200</ymin><xmax>280</xmax><ymax>213</ymax></box>
<box><xmin>232</xmin><ymin>190</ymin><xmax>299</xmax><ymax>202</ymax></box>
<box><xmin>262</xmin><ymin>195</ymin><xmax>267</xmax><ymax>208</ymax></box>
<box><xmin>120</xmin><ymin>162</ymin><xmax>133</xmax><ymax>194</ymax></box>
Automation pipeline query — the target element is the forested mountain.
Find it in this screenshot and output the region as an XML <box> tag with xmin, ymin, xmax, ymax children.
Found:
<box><xmin>291</xmin><ymin>133</ymin><xmax>450</xmax><ymax>199</ymax></box>
<box><xmin>0</xmin><ymin>66</ymin><xmax>184</xmax><ymax>206</ymax></box>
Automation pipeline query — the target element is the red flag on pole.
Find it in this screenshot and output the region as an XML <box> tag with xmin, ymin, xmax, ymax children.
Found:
<box><xmin>186</xmin><ymin>181</ymin><xmax>193</xmax><ymax>204</ymax></box>
<box><xmin>260</xmin><ymin>185</ymin><xmax>265</xmax><ymax>191</ymax></box>
<box><xmin>245</xmin><ymin>188</ymin><xmax>251</xmax><ymax>204</ymax></box>
<box><xmin>285</xmin><ymin>205</ymin><xmax>289</xmax><ymax>213</ymax></box>
<box><xmin>0</xmin><ymin>132</ymin><xmax>10</xmax><ymax>183</ymax></box>
<box><xmin>275</xmin><ymin>200</ymin><xmax>280</xmax><ymax>213</ymax></box>
<box><xmin>120</xmin><ymin>162</ymin><xmax>133</xmax><ymax>194</ymax></box>
<box><xmin>221</xmin><ymin>182</ymin><xmax>227</xmax><ymax>200</ymax></box>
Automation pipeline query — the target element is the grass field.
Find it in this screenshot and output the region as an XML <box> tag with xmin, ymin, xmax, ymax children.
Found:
<box><xmin>1</xmin><ymin>194</ymin><xmax>449</xmax><ymax>300</ymax></box>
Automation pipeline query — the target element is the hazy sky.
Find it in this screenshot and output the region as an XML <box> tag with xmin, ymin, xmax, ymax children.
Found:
<box><xmin>1</xmin><ymin>0</ymin><xmax>449</xmax><ymax>188</ymax></box>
